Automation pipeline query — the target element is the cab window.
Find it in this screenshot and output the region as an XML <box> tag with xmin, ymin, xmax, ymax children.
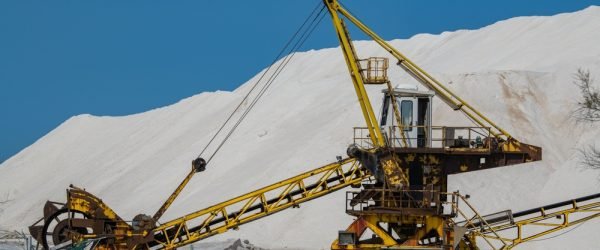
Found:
<box><xmin>401</xmin><ymin>100</ymin><xmax>413</xmax><ymax>131</ymax></box>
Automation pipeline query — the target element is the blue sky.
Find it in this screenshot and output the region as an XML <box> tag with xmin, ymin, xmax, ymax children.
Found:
<box><xmin>0</xmin><ymin>0</ymin><xmax>597</xmax><ymax>163</ymax></box>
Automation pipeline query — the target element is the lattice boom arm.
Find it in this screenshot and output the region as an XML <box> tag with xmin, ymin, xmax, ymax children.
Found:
<box><xmin>149</xmin><ymin>158</ymin><xmax>368</xmax><ymax>249</ymax></box>
<box><xmin>465</xmin><ymin>194</ymin><xmax>600</xmax><ymax>250</ymax></box>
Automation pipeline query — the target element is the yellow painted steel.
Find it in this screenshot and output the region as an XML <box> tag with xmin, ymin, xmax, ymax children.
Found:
<box><xmin>331</xmin><ymin>193</ymin><xmax>459</xmax><ymax>250</ymax></box>
<box><xmin>26</xmin><ymin>2</ymin><xmax>581</xmax><ymax>250</ymax></box>
<box><xmin>385</xmin><ymin>80</ymin><xmax>409</xmax><ymax>147</ymax></box>
<box><xmin>324</xmin><ymin>0</ymin><xmax>411</xmax><ymax>188</ymax></box>
<box><xmin>153</xmin><ymin>166</ymin><xmax>197</xmax><ymax>222</ymax></box>
<box><xmin>151</xmin><ymin>158</ymin><xmax>369</xmax><ymax>249</ymax></box>
<box><xmin>327</xmin><ymin>0</ymin><xmax>515</xmax><ymax>145</ymax></box>
<box><xmin>450</xmin><ymin>192</ymin><xmax>509</xmax><ymax>249</ymax></box>
<box><xmin>66</xmin><ymin>188</ymin><xmax>138</xmax><ymax>249</ymax></box>
<box><xmin>331</xmin><ymin>215</ymin><xmax>398</xmax><ymax>250</ymax></box>
<box><xmin>472</xmin><ymin>199</ymin><xmax>600</xmax><ymax>250</ymax></box>
<box><xmin>324</xmin><ymin>0</ymin><xmax>385</xmax><ymax>148</ymax></box>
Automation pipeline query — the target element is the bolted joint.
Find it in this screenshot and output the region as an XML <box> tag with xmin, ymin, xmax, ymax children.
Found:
<box><xmin>347</xmin><ymin>144</ymin><xmax>383</xmax><ymax>182</ymax></box>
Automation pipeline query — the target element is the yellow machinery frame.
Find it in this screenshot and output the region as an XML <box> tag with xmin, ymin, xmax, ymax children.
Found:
<box><xmin>27</xmin><ymin>1</ymin><xmax>590</xmax><ymax>249</ymax></box>
<box><xmin>150</xmin><ymin>158</ymin><xmax>367</xmax><ymax>249</ymax></box>
<box><xmin>466</xmin><ymin>196</ymin><xmax>600</xmax><ymax>249</ymax></box>
<box><xmin>323</xmin><ymin>0</ymin><xmax>533</xmax><ymax>154</ymax></box>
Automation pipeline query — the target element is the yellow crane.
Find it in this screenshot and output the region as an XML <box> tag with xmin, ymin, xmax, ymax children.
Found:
<box><xmin>27</xmin><ymin>0</ymin><xmax>598</xmax><ymax>249</ymax></box>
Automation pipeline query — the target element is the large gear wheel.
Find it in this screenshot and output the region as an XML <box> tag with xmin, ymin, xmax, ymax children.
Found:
<box><xmin>40</xmin><ymin>208</ymin><xmax>90</xmax><ymax>249</ymax></box>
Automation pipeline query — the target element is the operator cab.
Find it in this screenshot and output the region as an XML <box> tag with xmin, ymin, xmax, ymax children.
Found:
<box><xmin>380</xmin><ymin>85</ymin><xmax>434</xmax><ymax>148</ymax></box>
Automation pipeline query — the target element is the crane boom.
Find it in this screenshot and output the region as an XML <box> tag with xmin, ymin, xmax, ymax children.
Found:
<box><xmin>28</xmin><ymin>1</ymin><xmax>596</xmax><ymax>250</ymax></box>
<box><xmin>460</xmin><ymin>193</ymin><xmax>600</xmax><ymax>249</ymax></box>
<box><xmin>152</xmin><ymin>158</ymin><xmax>207</xmax><ymax>222</ymax></box>
<box><xmin>325</xmin><ymin>0</ymin><xmax>520</xmax><ymax>147</ymax></box>
<box><xmin>148</xmin><ymin>158</ymin><xmax>367</xmax><ymax>249</ymax></box>
<box><xmin>324</xmin><ymin>1</ymin><xmax>385</xmax><ymax>148</ymax></box>
<box><xmin>28</xmin><ymin>158</ymin><xmax>369</xmax><ymax>249</ymax></box>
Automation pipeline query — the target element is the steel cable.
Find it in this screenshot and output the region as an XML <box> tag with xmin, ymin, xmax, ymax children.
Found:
<box><xmin>197</xmin><ymin>1</ymin><xmax>326</xmax><ymax>164</ymax></box>
<box><xmin>206</xmin><ymin>6</ymin><xmax>327</xmax><ymax>163</ymax></box>
<box><xmin>196</xmin><ymin>0</ymin><xmax>324</xmax><ymax>160</ymax></box>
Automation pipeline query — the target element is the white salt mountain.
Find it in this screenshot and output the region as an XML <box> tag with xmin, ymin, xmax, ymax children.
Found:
<box><xmin>1</xmin><ymin>6</ymin><xmax>600</xmax><ymax>250</ymax></box>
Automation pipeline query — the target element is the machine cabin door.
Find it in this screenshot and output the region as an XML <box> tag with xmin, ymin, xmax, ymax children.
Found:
<box><xmin>380</xmin><ymin>92</ymin><xmax>432</xmax><ymax>148</ymax></box>
<box><xmin>417</xmin><ymin>97</ymin><xmax>431</xmax><ymax>148</ymax></box>
<box><xmin>380</xmin><ymin>95</ymin><xmax>419</xmax><ymax>147</ymax></box>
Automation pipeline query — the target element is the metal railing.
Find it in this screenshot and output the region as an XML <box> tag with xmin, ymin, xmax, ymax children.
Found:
<box><xmin>0</xmin><ymin>230</ymin><xmax>34</xmax><ymax>250</ymax></box>
<box><xmin>359</xmin><ymin>57</ymin><xmax>389</xmax><ymax>84</ymax></box>
<box><xmin>345</xmin><ymin>186</ymin><xmax>451</xmax><ymax>215</ymax></box>
<box><xmin>353</xmin><ymin>126</ymin><xmax>492</xmax><ymax>150</ymax></box>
